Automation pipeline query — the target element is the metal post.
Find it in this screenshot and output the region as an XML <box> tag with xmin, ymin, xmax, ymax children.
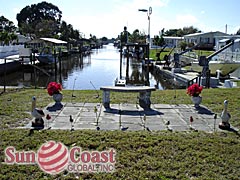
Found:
<box><xmin>120</xmin><ymin>44</ymin><xmax>122</xmax><ymax>79</ymax></box>
<box><xmin>4</xmin><ymin>58</ymin><xmax>6</xmax><ymax>92</ymax></box>
<box><xmin>138</xmin><ymin>7</ymin><xmax>152</xmax><ymax>86</ymax></box>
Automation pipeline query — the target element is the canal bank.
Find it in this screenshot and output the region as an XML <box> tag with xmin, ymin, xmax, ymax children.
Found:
<box><xmin>150</xmin><ymin>63</ymin><xmax>240</xmax><ymax>89</ymax></box>
<box><xmin>0</xmin><ymin>44</ymin><xmax>169</xmax><ymax>90</ymax></box>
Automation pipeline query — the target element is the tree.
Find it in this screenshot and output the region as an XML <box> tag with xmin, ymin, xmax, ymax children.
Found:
<box><xmin>128</xmin><ymin>29</ymin><xmax>146</xmax><ymax>44</ymax></box>
<box><xmin>164</xmin><ymin>26</ymin><xmax>201</xmax><ymax>37</ymax></box>
<box><xmin>0</xmin><ymin>16</ymin><xmax>16</xmax><ymax>33</ymax></box>
<box><xmin>0</xmin><ymin>16</ymin><xmax>17</xmax><ymax>45</ymax></box>
<box><xmin>237</xmin><ymin>28</ymin><xmax>240</xmax><ymax>35</ymax></box>
<box><xmin>179</xmin><ymin>41</ymin><xmax>188</xmax><ymax>51</ymax></box>
<box><xmin>17</xmin><ymin>1</ymin><xmax>62</xmax><ymax>37</ymax></box>
<box><xmin>181</xmin><ymin>26</ymin><xmax>201</xmax><ymax>35</ymax></box>
<box><xmin>35</xmin><ymin>19</ymin><xmax>59</xmax><ymax>38</ymax></box>
<box><xmin>58</xmin><ymin>21</ymin><xmax>80</xmax><ymax>41</ymax></box>
<box><xmin>164</xmin><ymin>29</ymin><xmax>179</xmax><ymax>37</ymax></box>
<box><xmin>101</xmin><ymin>37</ymin><xmax>108</xmax><ymax>41</ymax></box>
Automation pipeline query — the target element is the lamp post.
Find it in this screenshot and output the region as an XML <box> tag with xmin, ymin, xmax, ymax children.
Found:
<box><xmin>138</xmin><ymin>7</ymin><xmax>152</xmax><ymax>54</ymax></box>
<box><xmin>139</xmin><ymin>7</ymin><xmax>152</xmax><ymax>86</ymax></box>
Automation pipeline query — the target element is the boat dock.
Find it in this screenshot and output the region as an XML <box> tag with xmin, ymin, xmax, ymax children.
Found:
<box><xmin>151</xmin><ymin>64</ymin><xmax>221</xmax><ymax>88</ymax></box>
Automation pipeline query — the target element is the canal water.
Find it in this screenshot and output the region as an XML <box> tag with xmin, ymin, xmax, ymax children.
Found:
<box><xmin>0</xmin><ymin>44</ymin><xmax>171</xmax><ymax>90</ymax></box>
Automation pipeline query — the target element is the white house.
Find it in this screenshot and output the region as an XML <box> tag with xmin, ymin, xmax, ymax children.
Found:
<box><xmin>163</xmin><ymin>36</ymin><xmax>184</xmax><ymax>48</ymax></box>
<box><xmin>151</xmin><ymin>36</ymin><xmax>184</xmax><ymax>48</ymax></box>
<box><xmin>184</xmin><ymin>31</ymin><xmax>228</xmax><ymax>50</ymax></box>
<box><xmin>215</xmin><ymin>35</ymin><xmax>240</xmax><ymax>51</ymax></box>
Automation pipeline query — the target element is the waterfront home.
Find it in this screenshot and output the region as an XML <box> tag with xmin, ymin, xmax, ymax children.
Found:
<box><xmin>150</xmin><ymin>36</ymin><xmax>184</xmax><ymax>49</ymax></box>
<box><xmin>162</xmin><ymin>36</ymin><xmax>184</xmax><ymax>48</ymax></box>
<box><xmin>184</xmin><ymin>31</ymin><xmax>228</xmax><ymax>50</ymax></box>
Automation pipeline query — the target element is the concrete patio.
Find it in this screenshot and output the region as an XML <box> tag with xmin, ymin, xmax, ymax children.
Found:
<box><xmin>24</xmin><ymin>101</ymin><xmax>225</xmax><ymax>133</ymax></box>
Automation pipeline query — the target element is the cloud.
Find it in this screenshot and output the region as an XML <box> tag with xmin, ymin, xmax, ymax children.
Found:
<box><xmin>176</xmin><ymin>14</ymin><xmax>198</xmax><ymax>25</ymax></box>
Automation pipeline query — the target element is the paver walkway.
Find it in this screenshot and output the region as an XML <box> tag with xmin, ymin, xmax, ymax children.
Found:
<box><xmin>25</xmin><ymin>102</ymin><xmax>224</xmax><ymax>133</ymax></box>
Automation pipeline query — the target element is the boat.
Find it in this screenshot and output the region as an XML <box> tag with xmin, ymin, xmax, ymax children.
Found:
<box><xmin>36</xmin><ymin>47</ymin><xmax>57</xmax><ymax>64</ymax></box>
<box><xmin>28</xmin><ymin>38</ymin><xmax>67</xmax><ymax>64</ymax></box>
<box><xmin>0</xmin><ymin>54</ymin><xmax>22</xmax><ymax>75</ymax></box>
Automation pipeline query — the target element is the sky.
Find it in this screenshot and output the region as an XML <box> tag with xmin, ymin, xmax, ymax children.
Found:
<box><xmin>0</xmin><ymin>0</ymin><xmax>240</xmax><ymax>38</ymax></box>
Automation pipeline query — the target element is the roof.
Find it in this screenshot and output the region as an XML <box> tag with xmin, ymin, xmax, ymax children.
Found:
<box><xmin>235</xmin><ymin>39</ymin><xmax>240</xmax><ymax>42</ymax></box>
<box><xmin>163</xmin><ymin>36</ymin><xmax>184</xmax><ymax>40</ymax></box>
<box><xmin>40</xmin><ymin>38</ymin><xmax>67</xmax><ymax>44</ymax></box>
<box><xmin>219</xmin><ymin>38</ymin><xmax>240</xmax><ymax>43</ymax></box>
<box><xmin>184</xmin><ymin>31</ymin><xmax>228</xmax><ymax>38</ymax></box>
<box><xmin>27</xmin><ymin>38</ymin><xmax>68</xmax><ymax>44</ymax></box>
<box><xmin>219</xmin><ymin>38</ymin><xmax>230</xmax><ymax>43</ymax></box>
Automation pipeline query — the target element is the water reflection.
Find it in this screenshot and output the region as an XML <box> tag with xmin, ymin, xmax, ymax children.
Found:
<box><xmin>0</xmin><ymin>44</ymin><xmax>173</xmax><ymax>90</ymax></box>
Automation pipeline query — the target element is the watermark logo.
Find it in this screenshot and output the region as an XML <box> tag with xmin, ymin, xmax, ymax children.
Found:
<box><xmin>4</xmin><ymin>141</ymin><xmax>116</xmax><ymax>175</ymax></box>
<box><xmin>37</xmin><ymin>141</ymin><xmax>69</xmax><ymax>174</ymax></box>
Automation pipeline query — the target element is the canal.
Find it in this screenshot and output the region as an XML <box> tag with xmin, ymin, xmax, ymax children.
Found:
<box><xmin>0</xmin><ymin>44</ymin><xmax>172</xmax><ymax>90</ymax></box>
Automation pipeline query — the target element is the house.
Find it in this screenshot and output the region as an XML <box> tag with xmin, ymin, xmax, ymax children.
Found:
<box><xmin>214</xmin><ymin>35</ymin><xmax>240</xmax><ymax>51</ymax></box>
<box><xmin>163</xmin><ymin>36</ymin><xmax>184</xmax><ymax>48</ymax></box>
<box><xmin>184</xmin><ymin>31</ymin><xmax>228</xmax><ymax>50</ymax></box>
<box><xmin>150</xmin><ymin>36</ymin><xmax>184</xmax><ymax>48</ymax></box>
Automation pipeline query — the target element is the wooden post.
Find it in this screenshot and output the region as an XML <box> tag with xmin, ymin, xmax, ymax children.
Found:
<box><xmin>120</xmin><ymin>44</ymin><xmax>122</xmax><ymax>79</ymax></box>
<box><xmin>58</xmin><ymin>49</ymin><xmax>62</xmax><ymax>83</ymax></box>
<box><xmin>3</xmin><ymin>58</ymin><xmax>6</xmax><ymax>92</ymax></box>
<box><xmin>126</xmin><ymin>45</ymin><xmax>129</xmax><ymax>82</ymax></box>
<box><xmin>34</xmin><ymin>64</ymin><xmax>36</xmax><ymax>89</ymax></box>
<box><xmin>54</xmin><ymin>49</ymin><xmax>57</xmax><ymax>82</ymax></box>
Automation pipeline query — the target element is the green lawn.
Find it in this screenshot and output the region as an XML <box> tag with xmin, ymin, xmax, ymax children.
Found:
<box><xmin>150</xmin><ymin>48</ymin><xmax>215</xmax><ymax>61</ymax></box>
<box><xmin>0</xmin><ymin>88</ymin><xmax>240</xmax><ymax>179</ymax></box>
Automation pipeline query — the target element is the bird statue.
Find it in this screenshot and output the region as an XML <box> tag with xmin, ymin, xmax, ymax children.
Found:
<box><xmin>145</xmin><ymin>127</ymin><xmax>151</xmax><ymax>132</ymax></box>
<box><xmin>31</xmin><ymin>96</ymin><xmax>45</xmax><ymax>128</ymax></box>
<box><xmin>96</xmin><ymin>126</ymin><xmax>100</xmax><ymax>131</ymax></box>
<box><xmin>213</xmin><ymin>114</ymin><xmax>217</xmax><ymax>132</ymax></box>
<box><xmin>165</xmin><ymin>120</ymin><xmax>172</xmax><ymax>132</ymax></box>
<box><xmin>219</xmin><ymin>100</ymin><xmax>231</xmax><ymax>130</ymax></box>
<box><xmin>189</xmin><ymin>116</ymin><xmax>196</xmax><ymax>131</ymax></box>
<box><xmin>190</xmin><ymin>116</ymin><xmax>194</xmax><ymax>126</ymax></box>
<box><xmin>46</xmin><ymin>114</ymin><xmax>52</xmax><ymax>129</ymax></box>
<box><xmin>165</xmin><ymin>120</ymin><xmax>170</xmax><ymax>126</ymax></box>
<box><xmin>69</xmin><ymin>115</ymin><xmax>74</xmax><ymax>131</ymax></box>
<box><xmin>120</xmin><ymin>126</ymin><xmax>129</xmax><ymax>131</ymax></box>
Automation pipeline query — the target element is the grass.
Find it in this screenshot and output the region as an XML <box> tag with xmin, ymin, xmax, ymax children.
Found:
<box><xmin>0</xmin><ymin>88</ymin><xmax>240</xmax><ymax>179</ymax></box>
<box><xmin>150</xmin><ymin>48</ymin><xmax>172</xmax><ymax>61</ymax></box>
<box><xmin>150</xmin><ymin>48</ymin><xmax>215</xmax><ymax>61</ymax></box>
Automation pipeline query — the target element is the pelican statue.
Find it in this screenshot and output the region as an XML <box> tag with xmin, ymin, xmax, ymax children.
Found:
<box><xmin>219</xmin><ymin>100</ymin><xmax>231</xmax><ymax>129</ymax></box>
<box><xmin>31</xmin><ymin>96</ymin><xmax>45</xmax><ymax>128</ymax></box>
